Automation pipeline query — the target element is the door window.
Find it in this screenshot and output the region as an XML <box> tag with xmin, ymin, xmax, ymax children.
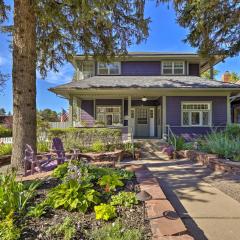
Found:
<box><xmin>137</xmin><ymin>108</ymin><xmax>148</xmax><ymax>124</ymax></box>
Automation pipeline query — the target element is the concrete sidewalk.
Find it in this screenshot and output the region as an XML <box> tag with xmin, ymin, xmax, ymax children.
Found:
<box><xmin>124</xmin><ymin>158</ymin><xmax>240</xmax><ymax>240</ymax></box>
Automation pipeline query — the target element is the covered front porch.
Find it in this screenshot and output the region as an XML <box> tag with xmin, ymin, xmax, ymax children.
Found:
<box><xmin>68</xmin><ymin>95</ymin><xmax>167</xmax><ymax>139</ymax></box>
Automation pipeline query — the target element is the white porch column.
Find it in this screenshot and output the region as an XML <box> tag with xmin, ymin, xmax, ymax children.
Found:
<box><xmin>77</xmin><ymin>98</ymin><xmax>81</xmax><ymax>122</ymax></box>
<box><xmin>69</xmin><ymin>97</ymin><xmax>73</xmax><ymax>126</ymax></box>
<box><xmin>128</xmin><ymin>96</ymin><xmax>132</xmax><ymax>140</ymax></box>
<box><xmin>227</xmin><ymin>94</ymin><xmax>231</xmax><ymax>124</ymax></box>
<box><xmin>162</xmin><ymin>96</ymin><xmax>167</xmax><ymax>138</ymax></box>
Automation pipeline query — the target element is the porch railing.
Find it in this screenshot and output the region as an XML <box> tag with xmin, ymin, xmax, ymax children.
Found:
<box><xmin>166</xmin><ymin>125</ymin><xmax>176</xmax><ymax>151</ymax></box>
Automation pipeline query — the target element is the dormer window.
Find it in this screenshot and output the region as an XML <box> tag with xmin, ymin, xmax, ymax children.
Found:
<box><xmin>98</xmin><ymin>62</ymin><xmax>121</xmax><ymax>75</ymax></box>
<box><xmin>162</xmin><ymin>61</ymin><xmax>184</xmax><ymax>75</ymax></box>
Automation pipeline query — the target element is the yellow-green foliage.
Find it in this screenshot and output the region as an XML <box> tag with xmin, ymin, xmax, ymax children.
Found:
<box><xmin>0</xmin><ymin>125</ymin><xmax>12</xmax><ymax>138</ymax></box>
<box><xmin>0</xmin><ymin>144</ymin><xmax>12</xmax><ymax>156</ymax></box>
<box><xmin>111</xmin><ymin>192</ymin><xmax>138</xmax><ymax>207</ymax></box>
<box><xmin>94</xmin><ymin>204</ymin><xmax>116</xmax><ymax>221</ymax></box>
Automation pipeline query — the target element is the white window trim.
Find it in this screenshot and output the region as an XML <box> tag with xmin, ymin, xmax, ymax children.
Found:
<box><xmin>97</xmin><ymin>62</ymin><xmax>121</xmax><ymax>75</ymax></box>
<box><xmin>161</xmin><ymin>61</ymin><xmax>185</xmax><ymax>75</ymax></box>
<box><xmin>96</xmin><ymin>106</ymin><xmax>122</xmax><ymax>126</ymax></box>
<box><xmin>181</xmin><ymin>101</ymin><xmax>212</xmax><ymax>127</ymax></box>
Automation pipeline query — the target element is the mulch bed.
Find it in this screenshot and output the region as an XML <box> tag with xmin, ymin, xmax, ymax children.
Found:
<box><xmin>20</xmin><ymin>174</ymin><xmax>152</xmax><ymax>240</ymax></box>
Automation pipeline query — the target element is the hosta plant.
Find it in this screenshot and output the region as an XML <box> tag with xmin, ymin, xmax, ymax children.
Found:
<box><xmin>98</xmin><ymin>174</ymin><xmax>124</xmax><ymax>192</ymax></box>
<box><xmin>94</xmin><ymin>204</ymin><xmax>116</xmax><ymax>221</ymax></box>
<box><xmin>111</xmin><ymin>192</ymin><xmax>138</xmax><ymax>207</ymax></box>
<box><xmin>47</xmin><ymin>179</ymin><xmax>100</xmax><ymax>213</ymax></box>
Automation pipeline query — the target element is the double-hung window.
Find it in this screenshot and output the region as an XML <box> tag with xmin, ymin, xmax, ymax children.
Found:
<box><xmin>181</xmin><ymin>102</ymin><xmax>212</xmax><ymax>127</ymax></box>
<box><xmin>96</xmin><ymin>106</ymin><xmax>121</xmax><ymax>126</ymax></box>
<box><xmin>98</xmin><ymin>62</ymin><xmax>121</xmax><ymax>75</ymax></box>
<box><xmin>162</xmin><ymin>61</ymin><xmax>184</xmax><ymax>75</ymax></box>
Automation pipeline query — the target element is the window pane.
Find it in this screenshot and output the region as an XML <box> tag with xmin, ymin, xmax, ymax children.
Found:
<box><xmin>191</xmin><ymin>112</ymin><xmax>200</xmax><ymax>125</ymax></box>
<box><xmin>174</xmin><ymin>68</ymin><xmax>184</xmax><ymax>74</ymax></box>
<box><xmin>113</xmin><ymin>114</ymin><xmax>120</xmax><ymax>123</ymax></box>
<box><xmin>106</xmin><ymin>115</ymin><xmax>113</xmax><ymax>125</ymax></box>
<box><xmin>98</xmin><ymin>68</ymin><xmax>108</xmax><ymax>75</ymax></box>
<box><xmin>137</xmin><ymin>109</ymin><xmax>148</xmax><ymax>124</ymax></box>
<box><xmin>183</xmin><ymin>112</ymin><xmax>189</xmax><ymax>125</ymax></box>
<box><xmin>163</xmin><ymin>69</ymin><xmax>172</xmax><ymax>74</ymax></box>
<box><xmin>203</xmin><ymin>112</ymin><xmax>209</xmax><ymax>126</ymax></box>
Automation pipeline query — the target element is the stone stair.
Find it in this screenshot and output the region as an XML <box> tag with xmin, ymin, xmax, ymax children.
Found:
<box><xmin>134</xmin><ymin>139</ymin><xmax>170</xmax><ymax>160</ymax></box>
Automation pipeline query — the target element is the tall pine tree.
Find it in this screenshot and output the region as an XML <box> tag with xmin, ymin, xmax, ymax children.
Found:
<box><xmin>0</xmin><ymin>0</ymin><xmax>149</xmax><ymax>170</ymax></box>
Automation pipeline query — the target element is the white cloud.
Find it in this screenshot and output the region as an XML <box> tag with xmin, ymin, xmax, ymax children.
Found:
<box><xmin>37</xmin><ymin>63</ymin><xmax>74</xmax><ymax>85</ymax></box>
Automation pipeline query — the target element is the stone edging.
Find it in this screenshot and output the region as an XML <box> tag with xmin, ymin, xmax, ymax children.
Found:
<box><xmin>178</xmin><ymin>150</ymin><xmax>240</xmax><ymax>175</ymax></box>
<box><xmin>126</xmin><ymin>164</ymin><xmax>194</xmax><ymax>240</ymax></box>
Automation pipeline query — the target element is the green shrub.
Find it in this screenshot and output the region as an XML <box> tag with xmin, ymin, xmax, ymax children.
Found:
<box><xmin>37</xmin><ymin>141</ymin><xmax>49</xmax><ymax>153</ymax></box>
<box><xmin>0</xmin><ymin>212</ymin><xmax>21</xmax><ymax>240</ymax></box>
<box><xmin>47</xmin><ymin>217</ymin><xmax>76</xmax><ymax>240</ymax></box>
<box><xmin>52</xmin><ymin>162</ymin><xmax>69</xmax><ymax>179</ymax></box>
<box><xmin>204</xmin><ymin>131</ymin><xmax>240</xmax><ymax>160</ymax></box>
<box><xmin>0</xmin><ymin>125</ymin><xmax>12</xmax><ymax>138</ymax></box>
<box><xmin>0</xmin><ymin>144</ymin><xmax>12</xmax><ymax>156</ymax></box>
<box><xmin>98</xmin><ymin>174</ymin><xmax>124</xmax><ymax>192</ymax></box>
<box><xmin>173</xmin><ymin>136</ymin><xmax>185</xmax><ymax>151</ymax></box>
<box><xmin>91</xmin><ymin>140</ymin><xmax>106</xmax><ymax>153</ymax></box>
<box><xmin>27</xmin><ymin>201</ymin><xmax>49</xmax><ymax>218</ymax></box>
<box><xmin>90</xmin><ymin>219</ymin><xmax>142</xmax><ymax>240</ymax></box>
<box><xmin>111</xmin><ymin>192</ymin><xmax>138</xmax><ymax>207</ymax></box>
<box><xmin>94</xmin><ymin>204</ymin><xmax>116</xmax><ymax>221</ymax></box>
<box><xmin>48</xmin><ymin>127</ymin><xmax>122</xmax><ymax>151</ymax></box>
<box><xmin>0</xmin><ymin>172</ymin><xmax>40</xmax><ymax>219</ymax></box>
<box><xmin>225</xmin><ymin>124</ymin><xmax>240</xmax><ymax>137</ymax></box>
<box><xmin>47</xmin><ymin>179</ymin><xmax>100</xmax><ymax>213</ymax></box>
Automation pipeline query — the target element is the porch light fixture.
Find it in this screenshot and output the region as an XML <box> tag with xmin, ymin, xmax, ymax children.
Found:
<box><xmin>142</xmin><ymin>96</ymin><xmax>147</xmax><ymax>102</ymax></box>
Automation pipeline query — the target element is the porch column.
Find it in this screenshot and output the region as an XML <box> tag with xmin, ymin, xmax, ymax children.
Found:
<box><xmin>69</xmin><ymin>97</ymin><xmax>73</xmax><ymax>126</ymax></box>
<box><xmin>227</xmin><ymin>94</ymin><xmax>231</xmax><ymax>124</ymax></box>
<box><xmin>77</xmin><ymin>98</ymin><xmax>81</xmax><ymax>121</ymax></box>
<box><xmin>162</xmin><ymin>96</ymin><xmax>167</xmax><ymax>138</ymax></box>
<box><xmin>128</xmin><ymin>96</ymin><xmax>132</xmax><ymax>140</ymax></box>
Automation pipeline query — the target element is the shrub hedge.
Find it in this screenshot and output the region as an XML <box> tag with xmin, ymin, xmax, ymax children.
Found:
<box><xmin>0</xmin><ymin>125</ymin><xmax>12</xmax><ymax>138</ymax></box>
<box><xmin>48</xmin><ymin>127</ymin><xmax>122</xmax><ymax>151</ymax></box>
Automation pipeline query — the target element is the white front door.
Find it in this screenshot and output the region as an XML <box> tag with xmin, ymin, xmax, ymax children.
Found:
<box><xmin>149</xmin><ymin>108</ymin><xmax>155</xmax><ymax>137</ymax></box>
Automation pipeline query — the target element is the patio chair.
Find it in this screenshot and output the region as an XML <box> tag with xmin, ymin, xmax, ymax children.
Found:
<box><xmin>24</xmin><ymin>144</ymin><xmax>55</xmax><ymax>176</ymax></box>
<box><xmin>51</xmin><ymin>137</ymin><xmax>79</xmax><ymax>163</ymax></box>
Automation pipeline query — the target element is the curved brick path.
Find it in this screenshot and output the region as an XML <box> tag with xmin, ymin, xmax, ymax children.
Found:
<box><xmin>122</xmin><ymin>157</ymin><xmax>240</xmax><ymax>240</ymax></box>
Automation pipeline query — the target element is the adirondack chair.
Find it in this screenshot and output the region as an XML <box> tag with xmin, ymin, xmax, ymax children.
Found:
<box><xmin>24</xmin><ymin>144</ymin><xmax>54</xmax><ymax>176</ymax></box>
<box><xmin>51</xmin><ymin>137</ymin><xmax>79</xmax><ymax>163</ymax></box>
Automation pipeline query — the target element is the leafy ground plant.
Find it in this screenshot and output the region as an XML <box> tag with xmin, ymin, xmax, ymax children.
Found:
<box><xmin>111</xmin><ymin>192</ymin><xmax>138</xmax><ymax>207</ymax></box>
<box><xmin>90</xmin><ymin>219</ymin><xmax>142</xmax><ymax>240</ymax></box>
<box><xmin>98</xmin><ymin>174</ymin><xmax>124</xmax><ymax>192</ymax></box>
<box><xmin>0</xmin><ymin>144</ymin><xmax>12</xmax><ymax>156</ymax></box>
<box><xmin>94</xmin><ymin>203</ymin><xmax>116</xmax><ymax>221</ymax></box>
<box><xmin>47</xmin><ymin>217</ymin><xmax>76</xmax><ymax>240</ymax></box>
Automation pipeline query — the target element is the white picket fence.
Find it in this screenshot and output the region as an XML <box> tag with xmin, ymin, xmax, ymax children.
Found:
<box><xmin>0</xmin><ymin>137</ymin><xmax>13</xmax><ymax>144</ymax></box>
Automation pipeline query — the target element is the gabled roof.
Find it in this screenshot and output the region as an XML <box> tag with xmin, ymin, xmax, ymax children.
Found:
<box><xmin>49</xmin><ymin>76</ymin><xmax>240</xmax><ymax>94</ymax></box>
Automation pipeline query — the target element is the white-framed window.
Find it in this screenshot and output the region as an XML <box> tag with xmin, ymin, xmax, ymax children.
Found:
<box><xmin>97</xmin><ymin>62</ymin><xmax>121</xmax><ymax>75</ymax></box>
<box><xmin>181</xmin><ymin>102</ymin><xmax>212</xmax><ymax>127</ymax></box>
<box><xmin>96</xmin><ymin>106</ymin><xmax>121</xmax><ymax>125</ymax></box>
<box><xmin>162</xmin><ymin>61</ymin><xmax>184</xmax><ymax>75</ymax></box>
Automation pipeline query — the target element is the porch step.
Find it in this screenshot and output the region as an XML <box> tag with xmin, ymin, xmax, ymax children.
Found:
<box><xmin>134</xmin><ymin>139</ymin><xmax>170</xmax><ymax>160</ymax></box>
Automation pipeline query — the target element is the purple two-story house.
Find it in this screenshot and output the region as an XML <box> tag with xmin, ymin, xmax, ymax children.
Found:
<box><xmin>49</xmin><ymin>52</ymin><xmax>240</xmax><ymax>139</ymax></box>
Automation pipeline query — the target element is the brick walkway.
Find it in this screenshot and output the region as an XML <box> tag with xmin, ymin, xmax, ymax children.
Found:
<box><xmin>122</xmin><ymin>158</ymin><xmax>240</xmax><ymax>240</ymax></box>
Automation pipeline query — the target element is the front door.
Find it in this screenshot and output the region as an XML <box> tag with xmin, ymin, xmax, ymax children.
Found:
<box><xmin>135</xmin><ymin>107</ymin><xmax>149</xmax><ymax>137</ymax></box>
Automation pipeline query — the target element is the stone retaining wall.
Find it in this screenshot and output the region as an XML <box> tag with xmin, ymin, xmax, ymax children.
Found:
<box><xmin>178</xmin><ymin>150</ymin><xmax>240</xmax><ymax>174</ymax></box>
<box><xmin>126</xmin><ymin>164</ymin><xmax>194</xmax><ymax>240</ymax></box>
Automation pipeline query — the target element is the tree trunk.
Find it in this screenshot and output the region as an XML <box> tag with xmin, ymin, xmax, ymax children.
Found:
<box><xmin>11</xmin><ymin>0</ymin><xmax>37</xmax><ymax>171</ymax></box>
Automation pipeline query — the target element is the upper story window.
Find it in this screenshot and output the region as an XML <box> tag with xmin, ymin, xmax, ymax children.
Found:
<box><xmin>181</xmin><ymin>102</ymin><xmax>212</xmax><ymax>127</ymax></box>
<box><xmin>98</xmin><ymin>62</ymin><xmax>121</xmax><ymax>75</ymax></box>
<box><xmin>162</xmin><ymin>61</ymin><xmax>184</xmax><ymax>75</ymax></box>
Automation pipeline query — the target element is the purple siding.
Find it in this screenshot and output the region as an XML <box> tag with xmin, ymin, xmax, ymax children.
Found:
<box><xmin>189</xmin><ymin>64</ymin><xmax>200</xmax><ymax>76</ymax></box>
<box><xmin>81</xmin><ymin>100</ymin><xmax>94</xmax><ymax>127</ymax></box>
<box><xmin>121</xmin><ymin>61</ymin><xmax>161</xmax><ymax>76</ymax></box>
<box><xmin>96</xmin><ymin>99</ymin><xmax>122</xmax><ymax>105</ymax></box>
<box><xmin>166</xmin><ymin>96</ymin><xmax>227</xmax><ymax>136</ymax></box>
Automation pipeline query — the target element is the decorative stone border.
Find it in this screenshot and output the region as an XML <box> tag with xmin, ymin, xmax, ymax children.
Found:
<box><xmin>126</xmin><ymin>164</ymin><xmax>193</xmax><ymax>240</ymax></box>
<box><xmin>178</xmin><ymin>150</ymin><xmax>240</xmax><ymax>175</ymax></box>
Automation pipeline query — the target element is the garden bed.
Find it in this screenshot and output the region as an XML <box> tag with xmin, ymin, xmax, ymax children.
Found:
<box><xmin>0</xmin><ymin>161</ymin><xmax>152</xmax><ymax>240</ymax></box>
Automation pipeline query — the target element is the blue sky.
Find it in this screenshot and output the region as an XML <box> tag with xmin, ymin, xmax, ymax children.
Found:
<box><xmin>0</xmin><ymin>1</ymin><xmax>239</xmax><ymax>113</ymax></box>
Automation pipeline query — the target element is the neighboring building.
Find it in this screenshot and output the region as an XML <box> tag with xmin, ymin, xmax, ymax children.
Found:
<box><xmin>49</xmin><ymin>52</ymin><xmax>240</xmax><ymax>139</ymax></box>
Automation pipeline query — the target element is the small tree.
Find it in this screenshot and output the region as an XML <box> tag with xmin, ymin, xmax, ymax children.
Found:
<box><xmin>38</xmin><ymin>109</ymin><xmax>59</xmax><ymax>122</ymax></box>
<box><xmin>201</xmin><ymin>69</ymin><xmax>219</xmax><ymax>80</ymax></box>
